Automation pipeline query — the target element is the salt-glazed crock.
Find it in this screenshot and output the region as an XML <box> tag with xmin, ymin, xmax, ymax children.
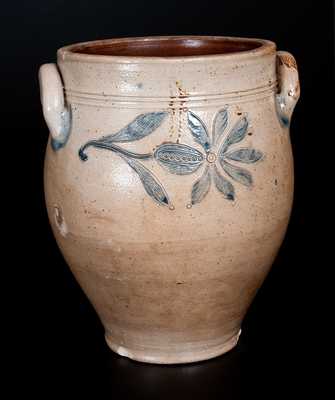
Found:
<box><xmin>39</xmin><ymin>36</ymin><xmax>300</xmax><ymax>364</ymax></box>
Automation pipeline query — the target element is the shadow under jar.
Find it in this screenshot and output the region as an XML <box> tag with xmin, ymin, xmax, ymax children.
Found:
<box><xmin>39</xmin><ymin>36</ymin><xmax>300</xmax><ymax>364</ymax></box>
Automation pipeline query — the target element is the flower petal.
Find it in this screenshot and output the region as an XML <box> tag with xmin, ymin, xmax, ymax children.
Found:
<box><xmin>121</xmin><ymin>155</ymin><xmax>170</xmax><ymax>207</ymax></box>
<box><xmin>213</xmin><ymin>108</ymin><xmax>228</xmax><ymax>146</ymax></box>
<box><xmin>187</xmin><ymin>111</ymin><xmax>211</xmax><ymax>151</ymax></box>
<box><xmin>191</xmin><ymin>166</ymin><xmax>211</xmax><ymax>205</ymax></box>
<box><xmin>224</xmin><ymin>148</ymin><xmax>263</xmax><ymax>164</ymax></box>
<box><xmin>98</xmin><ymin>112</ymin><xmax>167</xmax><ymax>143</ymax></box>
<box><xmin>154</xmin><ymin>143</ymin><xmax>204</xmax><ymax>175</ymax></box>
<box><xmin>213</xmin><ymin>164</ymin><xmax>235</xmax><ymax>200</ymax></box>
<box><xmin>220</xmin><ymin>159</ymin><xmax>253</xmax><ymax>187</ymax></box>
<box><xmin>219</xmin><ymin>116</ymin><xmax>248</xmax><ymax>155</ymax></box>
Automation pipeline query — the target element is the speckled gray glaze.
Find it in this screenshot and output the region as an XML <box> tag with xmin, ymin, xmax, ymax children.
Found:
<box><xmin>39</xmin><ymin>36</ymin><xmax>300</xmax><ymax>364</ymax></box>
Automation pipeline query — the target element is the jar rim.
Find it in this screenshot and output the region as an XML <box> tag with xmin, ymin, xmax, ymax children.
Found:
<box><xmin>58</xmin><ymin>35</ymin><xmax>276</xmax><ymax>64</ymax></box>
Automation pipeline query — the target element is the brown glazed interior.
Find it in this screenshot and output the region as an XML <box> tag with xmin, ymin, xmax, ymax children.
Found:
<box><xmin>72</xmin><ymin>37</ymin><xmax>263</xmax><ymax>57</ymax></box>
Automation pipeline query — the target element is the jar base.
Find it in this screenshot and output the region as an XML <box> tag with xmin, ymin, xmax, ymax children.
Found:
<box><xmin>105</xmin><ymin>329</ymin><xmax>241</xmax><ymax>365</ymax></box>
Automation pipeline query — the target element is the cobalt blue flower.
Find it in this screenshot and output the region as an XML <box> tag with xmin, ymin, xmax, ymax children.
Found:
<box><xmin>79</xmin><ymin>109</ymin><xmax>264</xmax><ymax>209</ymax></box>
<box><xmin>154</xmin><ymin>109</ymin><xmax>264</xmax><ymax>205</ymax></box>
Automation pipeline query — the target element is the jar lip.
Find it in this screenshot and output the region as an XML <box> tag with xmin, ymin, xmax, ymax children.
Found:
<box><xmin>57</xmin><ymin>35</ymin><xmax>276</xmax><ymax>64</ymax></box>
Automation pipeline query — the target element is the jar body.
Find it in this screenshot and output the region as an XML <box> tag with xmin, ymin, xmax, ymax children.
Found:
<box><xmin>42</xmin><ymin>37</ymin><xmax>299</xmax><ymax>363</ymax></box>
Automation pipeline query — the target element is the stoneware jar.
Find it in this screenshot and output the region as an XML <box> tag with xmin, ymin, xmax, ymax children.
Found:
<box><xmin>39</xmin><ymin>36</ymin><xmax>300</xmax><ymax>364</ymax></box>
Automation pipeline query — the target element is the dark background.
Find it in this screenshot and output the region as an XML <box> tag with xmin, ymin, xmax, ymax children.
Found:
<box><xmin>2</xmin><ymin>1</ymin><xmax>334</xmax><ymax>398</ymax></box>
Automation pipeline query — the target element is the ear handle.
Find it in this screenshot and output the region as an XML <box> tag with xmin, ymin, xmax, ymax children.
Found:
<box><xmin>38</xmin><ymin>63</ymin><xmax>71</xmax><ymax>150</ymax></box>
<box><xmin>276</xmin><ymin>51</ymin><xmax>300</xmax><ymax>127</ymax></box>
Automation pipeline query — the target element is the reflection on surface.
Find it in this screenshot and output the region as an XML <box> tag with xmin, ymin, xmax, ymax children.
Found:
<box><xmin>102</xmin><ymin>341</ymin><xmax>245</xmax><ymax>399</ymax></box>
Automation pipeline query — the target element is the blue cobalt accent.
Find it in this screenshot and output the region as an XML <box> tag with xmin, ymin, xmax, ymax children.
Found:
<box><xmin>79</xmin><ymin>112</ymin><xmax>167</xmax><ymax>160</ymax></box>
<box><xmin>154</xmin><ymin>143</ymin><xmax>204</xmax><ymax>175</ymax></box>
<box><xmin>187</xmin><ymin>111</ymin><xmax>211</xmax><ymax>151</ymax></box>
<box><xmin>219</xmin><ymin>159</ymin><xmax>253</xmax><ymax>187</ymax></box>
<box><xmin>79</xmin><ymin>108</ymin><xmax>264</xmax><ymax>208</ymax></box>
<box><xmin>280</xmin><ymin>115</ymin><xmax>290</xmax><ymax>127</ymax></box>
<box><xmin>191</xmin><ymin>166</ymin><xmax>211</xmax><ymax>205</ymax></box>
<box><xmin>79</xmin><ymin>141</ymin><xmax>152</xmax><ymax>161</ymax></box>
<box><xmin>121</xmin><ymin>156</ymin><xmax>170</xmax><ymax>207</ymax></box>
<box><xmin>212</xmin><ymin>108</ymin><xmax>228</xmax><ymax>146</ymax></box>
<box><xmin>51</xmin><ymin>106</ymin><xmax>72</xmax><ymax>151</ymax></box>
<box><xmin>104</xmin><ymin>112</ymin><xmax>167</xmax><ymax>143</ymax></box>
<box><xmin>213</xmin><ymin>164</ymin><xmax>235</xmax><ymax>201</ymax></box>
<box><xmin>224</xmin><ymin>148</ymin><xmax>263</xmax><ymax>164</ymax></box>
<box><xmin>219</xmin><ymin>116</ymin><xmax>248</xmax><ymax>155</ymax></box>
<box><xmin>184</xmin><ymin>109</ymin><xmax>263</xmax><ymax>204</ymax></box>
<box><xmin>79</xmin><ymin>111</ymin><xmax>170</xmax><ymax>207</ymax></box>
